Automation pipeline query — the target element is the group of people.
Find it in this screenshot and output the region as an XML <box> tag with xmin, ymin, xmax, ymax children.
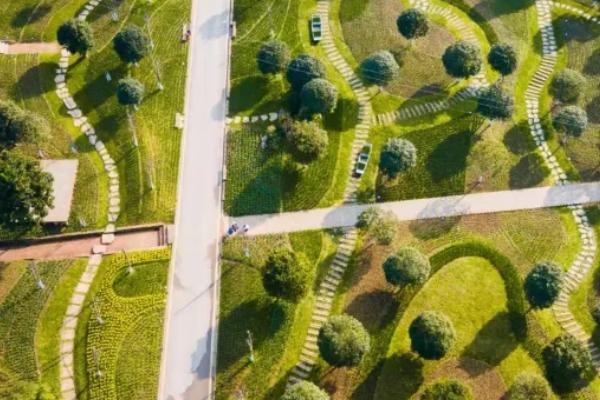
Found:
<box><xmin>226</xmin><ymin>222</ymin><xmax>249</xmax><ymax>237</ymax></box>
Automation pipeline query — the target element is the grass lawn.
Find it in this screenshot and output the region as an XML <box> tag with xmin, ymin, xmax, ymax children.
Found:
<box><xmin>73</xmin><ymin>249</ymin><xmax>170</xmax><ymax>400</ymax></box>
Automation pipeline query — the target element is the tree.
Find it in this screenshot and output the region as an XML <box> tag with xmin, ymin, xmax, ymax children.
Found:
<box><xmin>116</xmin><ymin>78</ymin><xmax>145</xmax><ymax>106</ymax></box>
<box><xmin>397</xmin><ymin>9</ymin><xmax>429</xmax><ymax>41</ymax></box>
<box><xmin>318</xmin><ymin>314</ymin><xmax>370</xmax><ymax>367</ymax></box>
<box><xmin>113</xmin><ymin>25</ymin><xmax>150</xmax><ymax>64</ymax></box>
<box><xmin>552</xmin><ymin>106</ymin><xmax>588</xmax><ymax>138</ymax></box>
<box><xmin>507</xmin><ymin>373</ymin><xmax>552</xmax><ymax>400</ymax></box>
<box><xmin>286</xmin><ymin>120</ymin><xmax>328</xmax><ymax>163</ymax></box>
<box><xmin>57</xmin><ymin>19</ymin><xmax>93</xmax><ymax>56</ymax></box>
<box><xmin>550</xmin><ymin>69</ymin><xmax>585</xmax><ymax>104</ymax></box>
<box><xmin>257</xmin><ymin>40</ymin><xmax>290</xmax><ymax>75</ymax></box>
<box><xmin>524</xmin><ymin>261</ymin><xmax>562</xmax><ymax>309</ymax></box>
<box><xmin>442</xmin><ymin>41</ymin><xmax>482</xmax><ymax>79</ymax></box>
<box><xmin>383</xmin><ymin>247</ymin><xmax>430</xmax><ymax>288</ymax></box>
<box><xmin>487</xmin><ymin>43</ymin><xmax>517</xmax><ymax>78</ymax></box>
<box><xmin>281</xmin><ymin>381</ymin><xmax>330</xmax><ymax>400</ymax></box>
<box><xmin>300</xmin><ymin>79</ymin><xmax>338</xmax><ymax>115</ymax></box>
<box><xmin>356</xmin><ymin>207</ymin><xmax>398</xmax><ymax>245</ymax></box>
<box><xmin>0</xmin><ymin>100</ymin><xmax>48</xmax><ymax>148</ymax></box>
<box><xmin>379</xmin><ymin>137</ymin><xmax>416</xmax><ymax>178</ymax></box>
<box><xmin>360</xmin><ymin>51</ymin><xmax>400</xmax><ymax>87</ymax></box>
<box><xmin>286</xmin><ymin>54</ymin><xmax>326</xmax><ymax>91</ymax></box>
<box><xmin>421</xmin><ymin>379</ymin><xmax>472</xmax><ymax>400</ymax></box>
<box><xmin>0</xmin><ymin>151</ymin><xmax>53</xmax><ymax>229</ymax></box>
<box><xmin>542</xmin><ymin>334</ymin><xmax>595</xmax><ymax>392</ymax></box>
<box><xmin>476</xmin><ymin>85</ymin><xmax>514</xmax><ymax>121</ymax></box>
<box><xmin>262</xmin><ymin>248</ymin><xmax>311</xmax><ymax>302</ymax></box>
<box><xmin>409</xmin><ymin>311</ymin><xmax>455</xmax><ymax>360</ymax></box>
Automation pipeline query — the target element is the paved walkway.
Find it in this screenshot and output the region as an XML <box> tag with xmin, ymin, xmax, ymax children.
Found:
<box><xmin>0</xmin><ymin>42</ymin><xmax>61</xmax><ymax>55</ymax></box>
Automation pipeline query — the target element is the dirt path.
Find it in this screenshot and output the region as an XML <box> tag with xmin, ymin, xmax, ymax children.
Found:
<box><xmin>0</xmin><ymin>42</ymin><xmax>62</xmax><ymax>55</ymax></box>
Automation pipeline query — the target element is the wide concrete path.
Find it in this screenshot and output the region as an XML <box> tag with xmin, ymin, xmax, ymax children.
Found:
<box><xmin>229</xmin><ymin>181</ymin><xmax>600</xmax><ymax>236</ymax></box>
<box><xmin>0</xmin><ymin>41</ymin><xmax>61</xmax><ymax>54</ymax></box>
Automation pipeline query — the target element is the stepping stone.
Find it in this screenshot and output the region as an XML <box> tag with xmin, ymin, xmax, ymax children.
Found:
<box><xmin>242</xmin><ymin>116</ymin><xmax>249</xmax><ymax>123</ymax></box>
<box><xmin>105</xmin><ymin>223</ymin><xmax>116</xmax><ymax>233</ymax></box>
<box><xmin>233</xmin><ymin>116</ymin><xmax>241</xmax><ymax>124</ymax></box>
<box><xmin>61</xmin><ymin>328</ymin><xmax>76</xmax><ymax>340</ymax></box>
<box><xmin>109</xmin><ymin>205</ymin><xmax>120</xmax><ymax>214</ymax></box>
<box><xmin>55</xmin><ymin>74</ymin><xmax>65</xmax><ymax>84</ymax></box>
<box><xmin>251</xmin><ymin>116</ymin><xmax>259</xmax><ymax>123</ymax></box>
<box><xmin>109</xmin><ymin>197</ymin><xmax>120</xmax><ymax>207</ymax></box>
<box><xmin>75</xmin><ymin>282</ymin><xmax>90</xmax><ymax>294</ymax></box>
<box><xmin>101</xmin><ymin>233</ymin><xmax>115</xmax><ymax>245</ymax></box>
<box><xmin>92</xmin><ymin>244</ymin><xmax>107</xmax><ymax>254</ymax></box>
<box><xmin>71</xmin><ymin>293</ymin><xmax>85</xmax><ymax>305</ymax></box>
<box><xmin>260</xmin><ymin>114</ymin><xmax>268</xmax><ymax>121</ymax></box>
<box><xmin>269</xmin><ymin>112</ymin><xmax>278</xmax><ymax>121</ymax></box>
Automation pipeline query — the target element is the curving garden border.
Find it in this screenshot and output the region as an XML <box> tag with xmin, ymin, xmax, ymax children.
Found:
<box><xmin>54</xmin><ymin>1</ymin><xmax>124</xmax><ymax>398</ymax></box>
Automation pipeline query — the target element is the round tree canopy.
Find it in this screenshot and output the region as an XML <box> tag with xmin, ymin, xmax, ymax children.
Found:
<box><xmin>57</xmin><ymin>19</ymin><xmax>94</xmax><ymax>55</ymax></box>
<box><xmin>397</xmin><ymin>9</ymin><xmax>429</xmax><ymax>40</ymax></box>
<box><xmin>113</xmin><ymin>25</ymin><xmax>151</xmax><ymax>64</ymax></box>
<box><xmin>409</xmin><ymin>311</ymin><xmax>456</xmax><ymax>360</ymax></box>
<box><xmin>318</xmin><ymin>314</ymin><xmax>370</xmax><ymax>367</ymax></box>
<box><xmin>542</xmin><ymin>334</ymin><xmax>595</xmax><ymax>392</ymax></box>
<box><xmin>442</xmin><ymin>41</ymin><xmax>482</xmax><ymax>79</ymax></box>
<box><xmin>550</xmin><ymin>69</ymin><xmax>585</xmax><ymax>104</ymax></box>
<box><xmin>507</xmin><ymin>373</ymin><xmax>552</xmax><ymax>400</ymax></box>
<box><xmin>379</xmin><ymin>137</ymin><xmax>417</xmax><ymax>178</ymax></box>
<box><xmin>257</xmin><ymin>40</ymin><xmax>290</xmax><ymax>75</ymax></box>
<box><xmin>476</xmin><ymin>85</ymin><xmax>514</xmax><ymax>121</ymax></box>
<box><xmin>360</xmin><ymin>50</ymin><xmax>400</xmax><ymax>87</ymax></box>
<box><xmin>487</xmin><ymin>43</ymin><xmax>517</xmax><ymax>76</ymax></box>
<box><xmin>286</xmin><ymin>54</ymin><xmax>326</xmax><ymax>91</ymax></box>
<box><xmin>0</xmin><ymin>100</ymin><xmax>48</xmax><ymax>147</ymax></box>
<box><xmin>262</xmin><ymin>248</ymin><xmax>311</xmax><ymax>302</ymax></box>
<box><xmin>421</xmin><ymin>379</ymin><xmax>473</xmax><ymax>400</ymax></box>
<box><xmin>300</xmin><ymin>79</ymin><xmax>339</xmax><ymax>115</ymax></box>
<box><xmin>287</xmin><ymin>120</ymin><xmax>329</xmax><ymax>163</ymax></box>
<box><xmin>524</xmin><ymin>261</ymin><xmax>562</xmax><ymax>309</ymax></box>
<box><xmin>281</xmin><ymin>381</ymin><xmax>330</xmax><ymax>400</ymax></box>
<box><xmin>116</xmin><ymin>78</ymin><xmax>145</xmax><ymax>106</ymax></box>
<box><xmin>552</xmin><ymin>105</ymin><xmax>588</xmax><ymax>138</ymax></box>
<box><xmin>382</xmin><ymin>247</ymin><xmax>430</xmax><ymax>287</ymax></box>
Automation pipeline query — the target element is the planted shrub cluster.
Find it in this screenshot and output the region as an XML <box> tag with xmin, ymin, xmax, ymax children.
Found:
<box><xmin>318</xmin><ymin>314</ymin><xmax>370</xmax><ymax>367</ymax></box>
<box><xmin>262</xmin><ymin>248</ymin><xmax>311</xmax><ymax>303</ymax></box>
<box><xmin>383</xmin><ymin>247</ymin><xmax>431</xmax><ymax>288</ymax></box>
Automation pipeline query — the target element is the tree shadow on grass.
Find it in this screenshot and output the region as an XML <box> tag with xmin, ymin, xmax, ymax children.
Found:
<box><xmin>503</xmin><ymin>122</ymin><xmax>534</xmax><ymax>155</ymax></box>
<box><xmin>473</xmin><ymin>0</ymin><xmax>533</xmax><ymax>20</ymax></box>
<box><xmin>229</xmin><ymin>76</ymin><xmax>271</xmax><ymax>114</ymax></box>
<box><xmin>509</xmin><ymin>152</ymin><xmax>549</xmax><ymax>189</ymax></box>
<box><xmin>73</xmin><ymin>66</ymin><xmax>126</xmax><ymax>113</ymax></box>
<box><xmin>552</xmin><ymin>15</ymin><xmax>600</xmax><ymax>51</ymax></box>
<box><xmin>427</xmin><ymin>130</ymin><xmax>471</xmax><ymax>183</ymax></box>
<box><xmin>10</xmin><ymin>4</ymin><xmax>52</xmax><ymax>28</ymax></box>
<box><xmin>408</xmin><ymin>215</ymin><xmax>462</xmax><ymax>240</ymax></box>
<box><xmin>345</xmin><ymin>290</ymin><xmax>399</xmax><ymax>332</ymax></box>
<box><xmin>586</xmin><ymin>94</ymin><xmax>600</xmax><ymax>124</ymax></box>
<box><xmin>12</xmin><ymin>63</ymin><xmax>57</xmax><ymax>99</ymax></box>
<box><xmin>351</xmin><ymin>360</ymin><xmax>384</xmax><ymax>400</ymax></box>
<box><xmin>374</xmin><ymin>353</ymin><xmax>424</xmax><ymax>398</ymax></box>
<box><xmin>323</xmin><ymin>97</ymin><xmax>359</xmax><ymax>132</ymax></box>
<box><xmin>228</xmin><ymin>162</ymin><xmax>283</xmax><ymax>216</ymax></box>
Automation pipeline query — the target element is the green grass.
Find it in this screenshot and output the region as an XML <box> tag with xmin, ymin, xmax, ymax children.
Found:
<box><xmin>73</xmin><ymin>249</ymin><xmax>170</xmax><ymax>400</ymax></box>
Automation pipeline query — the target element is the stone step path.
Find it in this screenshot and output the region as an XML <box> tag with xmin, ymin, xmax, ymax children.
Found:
<box><xmin>226</xmin><ymin>111</ymin><xmax>280</xmax><ymax>125</ymax></box>
<box><xmin>551</xmin><ymin>1</ymin><xmax>600</xmax><ymax>24</ymax></box>
<box><xmin>526</xmin><ymin>0</ymin><xmax>600</xmax><ymax>370</ymax></box>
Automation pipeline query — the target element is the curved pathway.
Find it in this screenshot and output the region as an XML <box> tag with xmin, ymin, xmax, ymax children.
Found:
<box><xmin>525</xmin><ymin>0</ymin><xmax>600</xmax><ymax>368</ymax></box>
<box><xmin>53</xmin><ymin>0</ymin><xmax>124</xmax><ymax>398</ymax></box>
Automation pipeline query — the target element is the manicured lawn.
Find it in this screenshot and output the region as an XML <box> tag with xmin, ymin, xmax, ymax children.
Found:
<box><xmin>73</xmin><ymin>249</ymin><xmax>170</xmax><ymax>400</ymax></box>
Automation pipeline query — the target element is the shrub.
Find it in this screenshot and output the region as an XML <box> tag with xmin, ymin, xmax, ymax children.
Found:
<box><xmin>286</xmin><ymin>54</ymin><xmax>326</xmax><ymax>91</ymax></box>
<box><xmin>409</xmin><ymin>311</ymin><xmax>455</xmax><ymax>360</ymax></box>
<box><xmin>262</xmin><ymin>248</ymin><xmax>311</xmax><ymax>302</ymax></box>
<box><xmin>0</xmin><ymin>151</ymin><xmax>53</xmax><ymax>229</ymax></box>
<box><xmin>421</xmin><ymin>379</ymin><xmax>472</xmax><ymax>400</ymax></box>
<box><xmin>552</xmin><ymin>105</ymin><xmax>588</xmax><ymax>138</ymax></box>
<box><xmin>442</xmin><ymin>41</ymin><xmax>482</xmax><ymax>79</ymax></box>
<box><xmin>116</xmin><ymin>78</ymin><xmax>145</xmax><ymax>106</ymax></box>
<box><xmin>360</xmin><ymin>51</ymin><xmax>400</xmax><ymax>87</ymax></box>
<box><xmin>0</xmin><ymin>100</ymin><xmax>48</xmax><ymax>147</ymax></box>
<box><xmin>113</xmin><ymin>25</ymin><xmax>151</xmax><ymax>64</ymax></box>
<box><xmin>300</xmin><ymin>79</ymin><xmax>338</xmax><ymax>115</ymax></box>
<box><xmin>257</xmin><ymin>40</ymin><xmax>290</xmax><ymax>75</ymax></box>
<box><xmin>476</xmin><ymin>85</ymin><xmax>514</xmax><ymax>120</ymax></box>
<box><xmin>542</xmin><ymin>334</ymin><xmax>595</xmax><ymax>392</ymax></box>
<box><xmin>507</xmin><ymin>373</ymin><xmax>551</xmax><ymax>400</ymax></box>
<box><xmin>287</xmin><ymin>120</ymin><xmax>328</xmax><ymax>163</ymax></box>
<box><xmin>397</xmin><ymin>9</ymin><xmax>429</xmax><ymax>40</ymax></box>
<box><xmin>57</xmin><ymin>19</ymin><xmax>93</xmax><ymax>55</ymax></box>
<box><xmin>592</xmin><ymin>302</ymin><xmax>600</xmax><ymax>325</ymax></box>
<box><xmin>524</xmin><ymin>261</ymin><xmax>562</xmax><ymax>309</ymax></box>
<box><xmin>487</xmin><ymin>43</ymin><xmax>517</xmax><ymax>77</ymax></box>
<box><xmin>550</xmin><ymin>69</ymin><xmax>585</xmax><ymax>104</ymax></box>
<box><xmin>281</xmin><ymin>381</ymin><xmax>329</xmax><ymax>400</ymax></box>
<box><xmin>379</xmin><ymin>137</ymin><xmax>417</xmax><ymax>178</ymax></box>
<box><xmin>383</xmin><ymin>247</ymin><xmax>430</xmax><ymax>288</ymax></box>
<box><xmin>356</xmin><ymin>207</ymin><xmax>397</xmax><ymax>245</ymax></box>
<box><xmin>318</xmin><ymin>314</ymin><xmax>370</xmax><ymax>367</ymax></box>
<box><xmin>356</xmin><ymin>207</ymin><xmax>383</xmax><ymax>229</ymax></box>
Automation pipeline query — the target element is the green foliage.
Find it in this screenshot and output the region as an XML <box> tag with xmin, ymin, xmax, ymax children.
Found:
<box><xmin>262</xmin><ymin>248</ymin><xmax>311</xmax><ymax>302</ymax></box>
<box><xmin>542</xmin><ymin>334</ymin><xmax>595</xmax><ymax>393</ymax></box>
<box><xmin>286</xmin><ymin>54</ymin><xmax>326</xmax><ymax>91</ymax></box>
<box><xmin>420</xmin><ymin>379</ymin><xmax>472</xmax><ymax>400</ymax></box>
<box><xmin>360</xmin><ymin>51</ymin><xmax>400</xmax><ymax>86</ymax></box>
<box><xmin>0</xmin><ymin>100</ymin><xmax>48</xmax><ymax>148</ymax></box>
<box><xmin>369</xmin><ymin>211</ymin><xmax>397</xmax><ymax>245</ymax></box>
<box><xmin>281</xmin><ymin>381</ymin><xmax>330</xmax><ymax>400</ymax></box>
<box><xmin>409</xmin><ymin>311</ymin><xmax>456</xmax><ymax>360</ymax></box>
<box><xmin>8</xmin><ymin>382</ymin><xmax>58</xmax><ymax>400</ymax></box>
<box><xmin>286</xmin><ymin>120</ymin><xmax>329</xmax><ymax>163</ymax></box>
<box><xmin>113</xmin><ymin>25</ymin><xmax>150</xmax><ymax>64</ymax></box>
<box><xmin>300</xmin><ymin>79</ymin><xmax>338</xmax><ymax>115</ymax></box>
<box><xmin>0</xmin><ymin>152</ymin><xmax>53</xmax><ymax>229</ymax></box>
<box><xmin>379</xmin><ymin>137</ymin><xmax>417</xmax><ymax>178</ymax></box>
<box><xmin>592</xmin><ymin>302</ymin><xmax>600</xmax><ymax>325</ymax></box>
<box><xmin>552</xmin><ymin>106</ymin><xmax>588</xmax><ymax>138</ymax></box>
<box><xmin>383</xmin><ymin>247</ymin><xmax>430</xmax><ymax>287</ymax></box>
<box><xmin>57</xmin><ymin>19</ymin><xmax>93</xmax><ymax>55</ymax></box>
<box><xmin>524</xmin><ymin>261</ymin><xmax>562</xmax><ymax>309</ymax></box>
<box><xmin>356</xmin><ymin>207</ymin><xmax>382</xmax><ymax>229</ymax></box>
<box><xmin>476</xmin><ymin>85</ymin><xmax>514</xmax><ymax>120</ymax></box>
<box><xmin>549</xmin><ymin>69</ymin><xmax>585</xmax><ymax>104</ymax></box>
<box><xmin>507</xmin><ymin>373</ymin><xmax>552</xmax><ymax>400</ymax></box>
<box><xmin>396</xmin><ymin>9</ymin><xmax>429</xmax><ymax>40</ymax></box>
<box><xmin>257</xmin><ymin>40</ymin><xmax>290</xmax><ymax>75</ymax></box>
<box><xmin>488</xmin><ymin>43</ymin><xmax>517</xmax><ymax>76</ymax></box>
<box><xmin>442</xmin><ymin>41</ymin><xmax>482</xmax><ymax>79</ymax></box>
<box><xmin>116</xmin><ymin>78</ymin><xmax>145</xmax><ymax>106</ymax></box>
<box><xmin>318</xmin><ymin>314</ymin><xmax>370</xmax><ymax>367</ymax></box>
